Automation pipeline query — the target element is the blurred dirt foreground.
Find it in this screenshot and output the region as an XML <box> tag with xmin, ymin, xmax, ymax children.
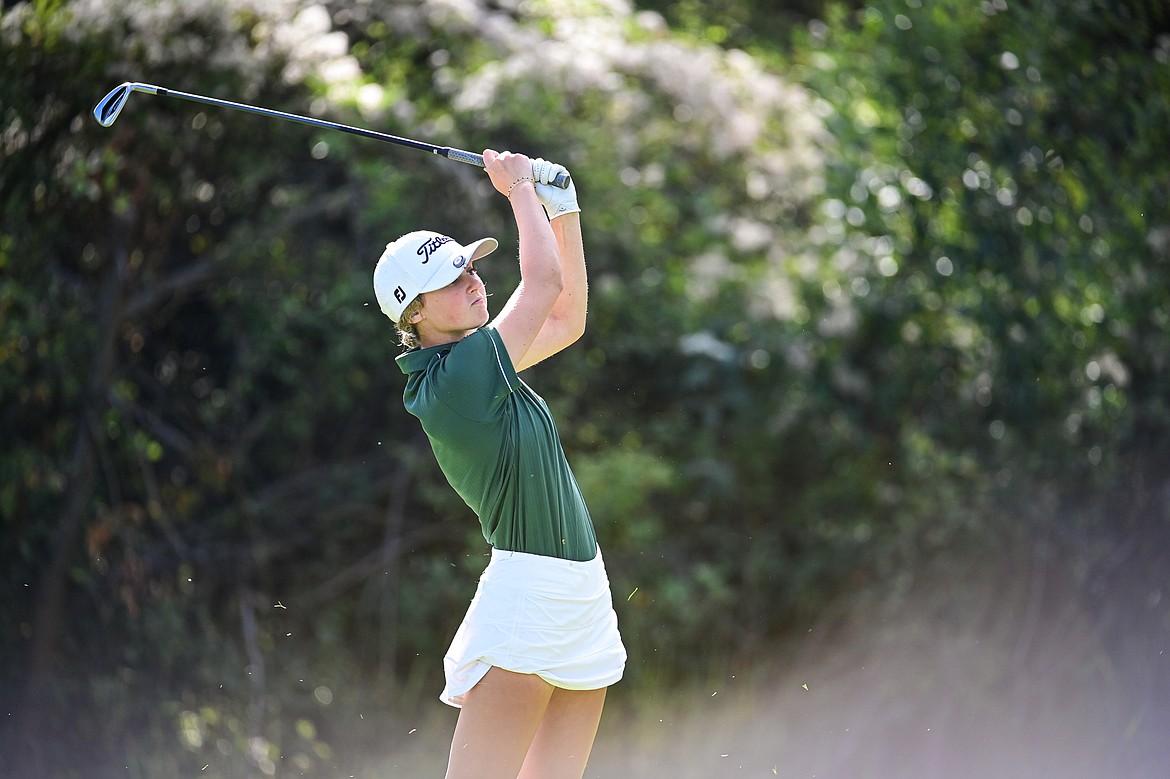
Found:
<box><xmin>592</xmin><ymin>550</ymin><xmax>1164</xmax><ymax>779</ymax></box>
<box><xmin>381</xmin><ymin>541</ymin><xmax>1165</xmax><ymax>779</ymax></box>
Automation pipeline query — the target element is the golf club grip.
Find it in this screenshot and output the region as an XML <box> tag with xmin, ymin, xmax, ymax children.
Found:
<box><xmin>443</xmin><ymin>148</ymin><xmax>571</xmax><ymax>189</ymax></box>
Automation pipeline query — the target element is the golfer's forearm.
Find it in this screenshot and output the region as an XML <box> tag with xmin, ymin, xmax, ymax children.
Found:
<box><xmin>510</xmin><ymin>184</ymin><xmax>563</xmax><ymax>292</ymax></box>
<box><xmin>549</xmin><ymin>213</ymin><xmax>587</xmax><ymax>332</ymax></box>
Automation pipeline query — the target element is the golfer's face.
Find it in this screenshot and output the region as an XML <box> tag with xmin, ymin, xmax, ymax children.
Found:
<box><xmin>417</xmin><ymin>265</ymin><xmax>489</xmax><ymax>344</ymax></box>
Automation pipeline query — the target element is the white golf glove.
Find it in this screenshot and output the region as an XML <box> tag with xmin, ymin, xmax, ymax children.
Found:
<box><xmin>531</xmin><ymin>158</ymin><xmax>580</xmax><ymax>220</ymax></box>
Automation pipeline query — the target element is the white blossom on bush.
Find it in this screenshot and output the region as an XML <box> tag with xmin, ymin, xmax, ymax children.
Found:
<box><xmin>53</xmin><ymin>0</ymin><xmax>358</xmax><ymax>96</ymax></box>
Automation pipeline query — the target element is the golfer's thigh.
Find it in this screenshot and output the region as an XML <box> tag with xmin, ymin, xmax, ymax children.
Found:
<box><xmin>446</xmin><ymin>668</ymin><xmax>553</xmax><ymax>779</ymax></box>
<box><xmin>518</xmin><ymin>686</ymin><xmax>608</xmax><ymax>779</ymax></box>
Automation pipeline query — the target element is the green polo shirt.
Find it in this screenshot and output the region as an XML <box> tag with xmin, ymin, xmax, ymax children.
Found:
<box><xmin>395</xmin><ymin>327</ymin><xmax>597</xmax><ymax>561</ymax></box>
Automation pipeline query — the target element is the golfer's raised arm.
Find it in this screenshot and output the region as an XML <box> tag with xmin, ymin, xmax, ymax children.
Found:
<box><xmin>482</xmin><ymin>149</ymin><xmax>564</xmax><ymax>368</ymax></box>
<box><xmin>511</xmin><ymin>210</ymin><xmax>584</xmax><ymax>371</ymax></box>
<box><xmin>507</xmin><ymin>158</ymin><xmax>586</xmax><ymax>372</ymax></box>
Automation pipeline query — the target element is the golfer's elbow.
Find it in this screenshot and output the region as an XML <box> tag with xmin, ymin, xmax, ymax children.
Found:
<box><xmin>536</xmin><ymin>261</ymin><xmax>564</xmax><ymax>298</ymax></box>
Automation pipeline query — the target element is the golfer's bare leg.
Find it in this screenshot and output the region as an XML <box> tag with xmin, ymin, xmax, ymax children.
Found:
<box><xmin>445</xmin><ymin>667</ymin><xmax>553</xmax><ymax>779</ymax></box>
<box><xmin>517</xmin><ymin>686</ymin><xmax>607</xmax><ymax>779</ymax></box>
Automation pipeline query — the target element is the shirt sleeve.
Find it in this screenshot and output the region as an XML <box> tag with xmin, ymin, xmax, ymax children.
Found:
<box><xmin>431</xmin><ymin>327</ymin><xmax>518</xmax><ymax>423</ymax></box>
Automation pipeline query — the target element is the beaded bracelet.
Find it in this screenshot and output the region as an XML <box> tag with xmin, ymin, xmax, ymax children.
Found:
<box><xmin>505</xmin><ymin>175</ymin><xmax>535</xmax><ymax>198</ymax></box>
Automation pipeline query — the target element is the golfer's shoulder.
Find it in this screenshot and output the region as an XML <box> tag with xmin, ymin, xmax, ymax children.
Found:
<box><xmin>432</xmin><ymin>329</ymin><xmax>513</xmax><ymax>390</ymax></box>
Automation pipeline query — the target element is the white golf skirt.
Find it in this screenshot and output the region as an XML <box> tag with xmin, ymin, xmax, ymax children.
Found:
<box><xmin>441</xmin><ymin>546</ymin><xmax>627</xmax><ymax>708</ymax></box>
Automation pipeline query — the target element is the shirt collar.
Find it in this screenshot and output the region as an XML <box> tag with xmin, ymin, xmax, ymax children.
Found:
<box><xmin>396</xmin><ymin>342</ymin><xmax>452</xmax><ymax>375</ymax></box>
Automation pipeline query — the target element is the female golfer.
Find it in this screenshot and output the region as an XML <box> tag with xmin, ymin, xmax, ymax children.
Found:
<box><xmin>372</xmin><ymin>150</ymin><xmax>626</xmax><ymax>779</ymax></box>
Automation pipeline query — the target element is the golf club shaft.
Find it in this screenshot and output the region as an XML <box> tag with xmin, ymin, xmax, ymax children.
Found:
<box><xmin>93</xmin><ymin>82</ymin><xmax>570</xmax><ymax>187</ymax></box>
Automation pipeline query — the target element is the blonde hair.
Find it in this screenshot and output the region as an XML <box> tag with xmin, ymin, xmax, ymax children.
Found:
<box><xmin>394</xmin><ymin>296</ymin><xmax>425</xmax><ymax>350</ymax></box>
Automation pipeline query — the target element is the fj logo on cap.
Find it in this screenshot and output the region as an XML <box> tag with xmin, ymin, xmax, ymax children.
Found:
<box><xmin>394</xmin><ymin>286</ymin><xmax>406</xmax><ymax>304</ymax></box>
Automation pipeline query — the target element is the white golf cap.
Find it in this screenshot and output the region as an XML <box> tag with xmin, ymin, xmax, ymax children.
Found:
<box><xmin>373</xmin><ymin>230</ymin><xmax>498</xmax><ymax>322</ymax></box>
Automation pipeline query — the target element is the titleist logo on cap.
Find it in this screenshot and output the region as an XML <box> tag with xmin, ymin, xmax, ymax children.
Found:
<box><xmin>417</xmin><ymin>235</ymin><xmax>454</xmax><ymax>264</ymax></box>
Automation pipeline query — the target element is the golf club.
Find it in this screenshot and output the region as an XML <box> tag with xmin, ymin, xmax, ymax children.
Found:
<box><xmin>93</xmin><ymin>82</ymin><xmax>570</xmax><ymax>188</ymax></box>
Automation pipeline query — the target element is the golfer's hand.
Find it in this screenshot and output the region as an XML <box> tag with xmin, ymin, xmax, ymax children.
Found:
<box><xmin>483</xmin><ymin>149</ymin><xmax>536</xmax><ymax>199</ymax></box>
<box><xmin>531</xmin><ymin>158</ymin><xmax>580</xmax><ymax>219</ymax></box>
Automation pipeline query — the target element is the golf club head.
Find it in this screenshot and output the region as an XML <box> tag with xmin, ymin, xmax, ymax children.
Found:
<box><xmin>93</xmin><ymin>83</ymin><xmax>139</xmax><ymax>127</ymax></box>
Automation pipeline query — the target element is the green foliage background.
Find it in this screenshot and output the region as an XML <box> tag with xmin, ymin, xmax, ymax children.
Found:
<box><xmin>2</xmin><ymin>0</ymin><xmax>1168</xmax><ymax>776</ymax></box>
